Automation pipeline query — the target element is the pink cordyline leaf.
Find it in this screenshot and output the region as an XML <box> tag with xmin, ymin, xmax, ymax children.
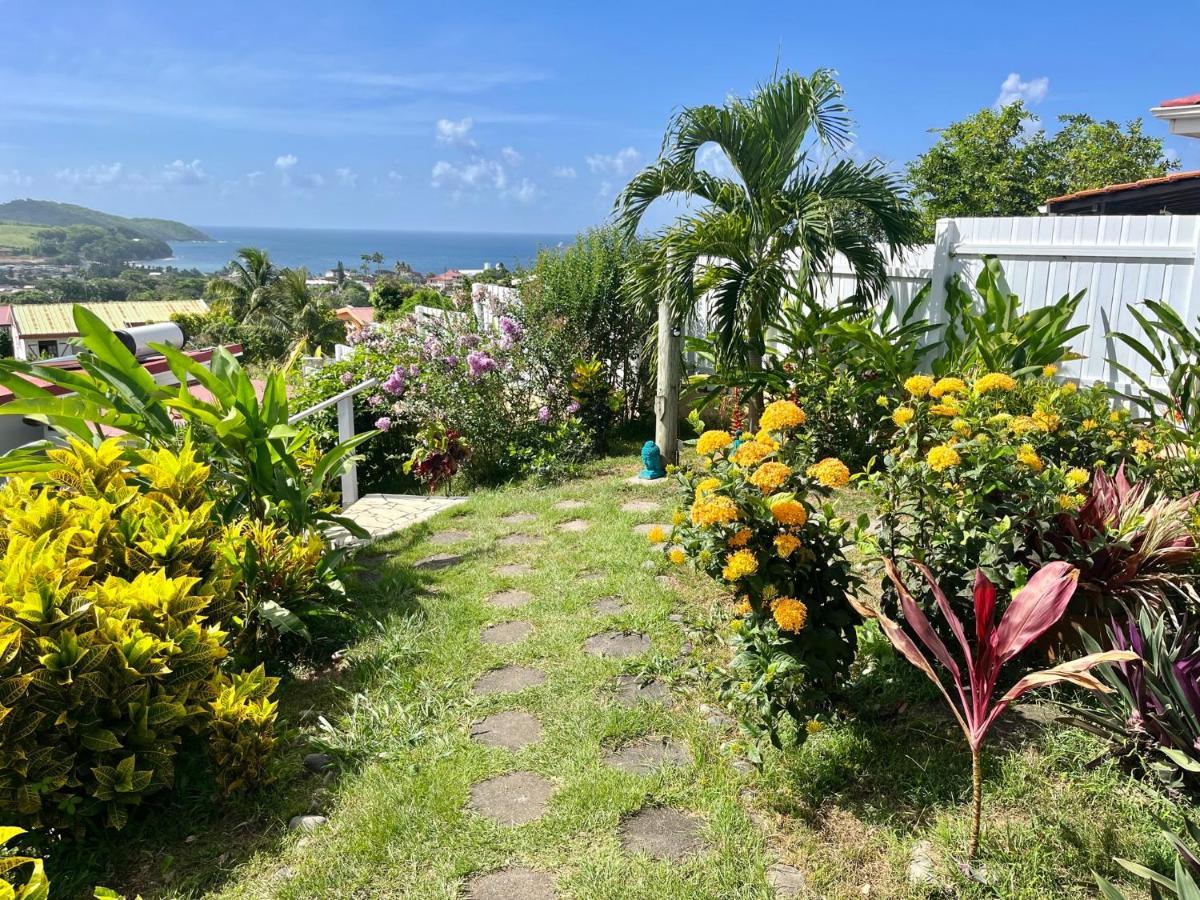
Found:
<box><xmin>972</xmin><ymin>570</ymin><xmax>996</xmax><ymax>648</ymax></box>
<box><xmin>984</xmin><ymin>650</ymin><xmax>1137</xmax><ymax>733</ymax></box>
<box><xmin>887</xmin><ymin>560</ymin><xmax>965</xmax><ymax>691</ymax></box>
<box><xmin>990</xmin><ymin>561</ymin><xmax>1079</xmax><ymax>666</ymax></box>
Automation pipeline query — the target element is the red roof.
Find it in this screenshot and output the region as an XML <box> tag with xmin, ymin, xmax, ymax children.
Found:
<box><xmin>1160</xmin><ymin>94</ymin><xmax>1200</xmax><ymax>109</ymax></box>
<box><xmin>0</xmin><ymin>345</ymin><xmax>242</xmax><ymax>404</ymax></box>
<box><xmin>427</xmin><ymin>269</ymin><xmax>462</xmax><ymax>283</ymax></box>
<box><xmin>0</xmin><ymin>306</ymin><xmax>11</xmax><ymax>328</ymax></box>
<box><xmin>1045</xmin><ymin>169</ymin><xmax>1200</xmax><ymax>205</ymax></box>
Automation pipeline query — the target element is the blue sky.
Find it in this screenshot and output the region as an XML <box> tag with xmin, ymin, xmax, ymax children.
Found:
<box><xmin>1</xmin><ymin>0</ymin><xmax>1197</xmax><ymax>233</ymax></box>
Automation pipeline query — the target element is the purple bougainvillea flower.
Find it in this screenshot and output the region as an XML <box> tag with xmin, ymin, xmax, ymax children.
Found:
<box><xmin>382</xmin><ymin>367</ymin><xmax>407</xmax><ymax>396</ymax></box>
<box><xmin>499</xmin><ymin>315</ymin><xmax>524</xmax><ymax>348</ymax></box>
<box><xmin>375</xmin><ymin>416</ymin><xmax>392</xmax><ymax>432</ymax></box>
<box><xmin>567</xmin><ymin>401</ymin><xmax>581</xmax><ymax>415</ymax></box>
<box><xmin>340</xmin><ymin>371</ymin><xmax>355</xmax><ymax>386</ymax></box>
<box><xmin>467</xmin><ymin>350</ymin><xmax>498</xmax><ymax>379</ymax></box>
<box><xmin>538</xmin><ymin>405</ymin><xmax>551</xmax><ymax>424</ymax></box>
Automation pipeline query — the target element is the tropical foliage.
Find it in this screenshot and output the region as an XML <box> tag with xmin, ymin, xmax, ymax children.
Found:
<box><xmin>664</xmin><ymin>401</ymin><xmax>860</xmax><ymax>744</ymax></box>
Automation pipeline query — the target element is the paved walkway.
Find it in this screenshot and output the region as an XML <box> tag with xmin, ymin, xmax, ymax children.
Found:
<box><xmin>332</xmin><ymin>492</ymin><xmax>467</xmax><ymax>547</ymax></box>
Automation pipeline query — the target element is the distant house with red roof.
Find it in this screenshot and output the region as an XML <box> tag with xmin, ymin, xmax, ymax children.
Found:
<box><xmin>1152</xmin><ymin>93</ymin><xmax>1200</xmax><ymax>139</ymax></box>
<box><xmin>334</xmin><ymin>305</ymin><xmax>376</xmax><ymax>335</ymax></box>
<box><xmin>426</xmin><ymin>269</ymin><xmax>466</xmax><ymax>293</ymax></box>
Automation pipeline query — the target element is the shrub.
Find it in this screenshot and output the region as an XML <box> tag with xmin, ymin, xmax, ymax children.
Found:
<box><xmin>0</xmin><ymin>827</ymin><xmax>49</xmax><ymax>899</ymax></box>
<box><xmin>664</xmin><ymin>400</ymin><xmax>860</xmax><ymax>743</ymax></box>
<box><xmin>0</xmin><ymin>439</ymin><xmax>276</xmax><ymax>831</ymax></box>
<box><xmin>867</xmin><ymin>367</ymin><xmax>1155</xmax><ymax>611</ymax></box>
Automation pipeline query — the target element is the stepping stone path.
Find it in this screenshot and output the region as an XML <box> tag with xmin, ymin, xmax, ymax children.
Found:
<box><xmin>472</xmin><ymin>665</ymin><xmax>546</xmax><ymax>695</ymax></box>
<box><xmin>499</xmin><ymin>512</ymin><xmax>537</xmax><ymax>524</ymax></box>
<box><xmin>470</xmin><ymin>710</ymin><xmax>543</xmax><ymax>750</ymax></box>
<box><xmin>498</xmin><ymin>533</ymin><xmax>544</xmax><ymax>548</ymax></box>
<box><xmin>485</xmin><ymin>589</ymin><xmax>534</xmax><ymax>609</ymax></box>
<box><xmin>618</xmin><ymin>807</ymin><xmax>704</xmax><ymax>860</ymax></box>
<box><xmin>482</xmin><ymin>621</ymin><xmax>534</xmax><ymax>645</ymax></box>
<box><xmin>620</xmin><ymin>500</ymin><xmax>660</xmax><ymax>514</ymax></box>
<box><xmin>414</xmin><ymin>553</ymin><xmax>463</xmax><ymax>571</ymax></box>
<box><xmin>592</xmin><ymin>595</ymin><xmax>626</xmax><ymax>617</ymax></box>
<box><xmin>557</xmin><ymin>518</ymin><xmax>591</xmax><ymax>533</ymax></box>
<box><xmin>655</xmin><ymin>574</ymin><xmax>681</xmax><ymax>589</ymax></box>
<box><xmin>494</xmin><ymin>563</ymin><xmax>533</xmax><ymax>577</ymax></box>
<box><xmin>468</xmin><ymin>771</ymin><xmax>553</xmax><ymax>825</ymax></box>
<box><xmin>602</xmin><ymin>736</ymin><xmax>690</xmax><ymax>774</ymax></box>
<box><xmin>577</xmin><ymin>570</ymin><xmax>604</xmax><ymax>582</ymax></box>
<box><xmin>584</xmin><ymin>631</ymin><xmax>651</xmax><ymax>658</ymax></box>
<box><xmin>428</xmin><ymin>529</ymin><xmax>471</xmax><ymax>545</ymax></box>
<box><xmin>464</xmin><ymin>868</ymin><xmax>556</xmax><ymax>900</ymax></box>
<box><xmin>767</xmin><ymin>863</ymin><xmax>807</xmax><ymax>897</ymax></box>
<box><xmin>613</xmin><ymin>674</ymin><xmax>671</xmax><ymax>707</ymax></box>
<box><xmin>553</xmin><ymin>499</ymin><xmax>586</xmax><ymax>510</ymax></box>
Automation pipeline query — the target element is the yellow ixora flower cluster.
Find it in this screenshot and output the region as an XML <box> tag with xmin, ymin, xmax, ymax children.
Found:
<box><xmin>892</xmin><ymin>406</ymin><xmax>914</xmax><ymax>427</ymax></box>
<box><xmin>771</xmin><ymin>596</ymin><xmax>809</xmax><ymax>632</ymax></box>
<box><xmin>728</xmin><ymin>527</ymin><xmax>752</xmax><ymax>548</ymax></box>
<box><xmin>973</xmin><ymin>372</ymin><xmax>1017</xmax><ymax>395</ymax></box>
<box><xmin>770</xmin><ymin>499</ymin><xmax>808</xmax><ymax>527</ymax></box>
<box><xmin>773</xmin><ymin>533</ymin><xmax>801</xmax><ymax>558</ymax></box>
<box><xmin>668</xmin><ymin>546</ymin><xmax>686</xmax><ymax>565</ymax></box>
<box><xmin>646</xmin><ymin>525</ymin><xmax>667</xmax><ymax>544</ymax></box>
<box><xmin>930</xmin><ymin>377</ymin><xmax>967</xmax><ymax>399</ymax></box>
<box><xmin>904</xmin><ymin>374</ymin><xmax>935</xmax><ymax>398</ymax></box>
<box><xmin>806</xmin><ymin>457</ymin><xmax>851</xmax><ymax>488</ymax></box>
<box><xmin>691</xmin><ymin>495</ymin><xmax>739</xmax><ymax>526</ymax></box>
<box><xmin>722</xmin><ymin>548</ymin><xmax>758</xmax><ymax>581</ymax></box>
<box><xmin>1016</xmin><ymin>444</ymin><xmax>1043</xmax><ymax>472</ymax></box>
<box><xmin>1065</xmin><ymin>467</ymin><xmax>1090</xmax><ymax>489</ymax></box>
<box><xmin>695</xmin><ymin>477</ymin><xmax>721</xmax><ymax>498</ymax></box>
<box><xmin>760</xmin><ymin>399</ymin><xmax>807</xmax><ymax>432</ymax></box>
<box><xmin>732</xmin><ymin>440</ymin><xmax>772</xmax><ymax>467</ymax></box>
<box><xmin>749</xmin><ymin>461</ymin><xmax>792</xmax><ymax>492</ymax></box>
<box><xmin>926</xmin><ymin>444</ymin><xmax>961</xmax><ymax>472</ymax></box>
<box><xmin>696</xmin><ymin>430</ymin><xmax>733</xmax><ymax>455</ymax></box>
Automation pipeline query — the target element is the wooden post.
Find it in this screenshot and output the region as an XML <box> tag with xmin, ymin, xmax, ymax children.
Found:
<box><xmin>654</xmin><ymin>297</ymin><xmax>682</xmax><ymax>465</ymax></box>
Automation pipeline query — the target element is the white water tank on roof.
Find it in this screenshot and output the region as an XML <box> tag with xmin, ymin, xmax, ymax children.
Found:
<box><xmin>113</xmin><ymin>322</ymin><xmax>186</xmax><ymax>359</ymax></box>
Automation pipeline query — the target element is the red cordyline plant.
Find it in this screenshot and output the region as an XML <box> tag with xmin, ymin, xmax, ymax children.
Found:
<box><xmin>858</xmin><ymin>559</ymin><xmax>1137</xmax><ymax>857</ymax></box>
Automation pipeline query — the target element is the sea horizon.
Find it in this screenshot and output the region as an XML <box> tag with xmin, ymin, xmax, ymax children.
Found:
<box><xmin>145</xmin><ymin>224</ymin><xmax>576</xmax><ymax>276</ymax></box>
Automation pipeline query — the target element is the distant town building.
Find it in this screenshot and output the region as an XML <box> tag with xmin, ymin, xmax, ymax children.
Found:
<box><xmin>334</xmin><ymin>305</ymin><xmax>376</xmax><ymax>336</ymax></box>
<box><xmin>426</xmin><ymin>269</ymin><xmax>466</xmax><ymax>293</ymax></box>
<box><xmin>10</xmin><ymin>299</ymin><xmax>207</xmax><ymax>360</ymax></box>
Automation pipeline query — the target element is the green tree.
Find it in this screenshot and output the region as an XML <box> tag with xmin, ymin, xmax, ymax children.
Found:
<box><xmin>617</xmin><ymin>68</ymin><xmax>921</xmax><ymax>420</ymax></box>
<box><xmin>908</xmin><ymin>102</ymin><xmax>1177</xmax><ymax>236</ymax></box>
<box><xmin>276</xmin><ymin>268</ymin><xmax>345</xmax><ymax>353</ymax></box>
<box><xmin>369</xmin><ymin>276</ymin><xmax>418</xmax><ymax>315</ymax></box>
<box><xmin>205</xmin><ymin>247</ymin><xmax>280</xmax><ymax>324</ymax></box>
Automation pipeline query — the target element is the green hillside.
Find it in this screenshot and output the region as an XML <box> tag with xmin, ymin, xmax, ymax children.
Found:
<box><xmin>0</xmin><ymin>199</ymin><xmax>210</xmax><ymax>242</ymax></box>
<box><xmin>0</xmin><ymin>221</ymin><xmax>43</xmax><ymax>253</ymax></box>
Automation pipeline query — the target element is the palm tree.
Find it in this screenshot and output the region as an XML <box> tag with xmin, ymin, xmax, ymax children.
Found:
<box><xmin>205</xmin><ymin>247</ymin><xmax>281</xmax><ymax>324</ymax></box>
<box><xmin>617</xmin><ymin>69</ymin><xmax>921</xmax><ymax>425</ymax></box>
<box><xmin>276</xmin><ymin>268</ymin><xmax>345</xmax><ymax>354</ymax></box>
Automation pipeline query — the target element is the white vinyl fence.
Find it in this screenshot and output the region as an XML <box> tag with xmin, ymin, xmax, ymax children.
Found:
<box><xmin>691</xmin><ymin>214</ymin><xmax>1200</xmax><ymax>393</ymax></box>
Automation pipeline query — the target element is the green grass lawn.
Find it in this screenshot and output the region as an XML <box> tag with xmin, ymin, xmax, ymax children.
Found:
<box><xmin>62</xmin><ymin>451</ymin><xmax>1187</xmax><ymax>899</ymax></box>
<box><xmin>0</xmin><ymin>220</ymin><xmax>44</xmax><ymax>253</ymax></box>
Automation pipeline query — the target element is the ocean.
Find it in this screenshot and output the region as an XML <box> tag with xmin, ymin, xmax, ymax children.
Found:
<box><xmin>145</xmin><ymin>225</ymin><xmax>574</xmax><ymax>275</ymax></box>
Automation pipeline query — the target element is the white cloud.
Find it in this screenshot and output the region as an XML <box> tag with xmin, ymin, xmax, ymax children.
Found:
<box><xmin>244</xmin><ymin>170</ymin><xmax>264</xmax><ymax>185</ymax></box>
<box><xmin>505</xmin><ymin>177</ymin><xmax>540</xmax><ymax>204</ymax></box>
<box><xmin>273</xmin><ymin>154</ymin><xmax>324</xmax><ymax>189</ymax></box>
<box><xmin>55</xmin><ymin>162</ymin><xmax>124</xmax><ymax>187</ymax></box>
<box><xmin>431</xmin><ymin>158</ymin><xmax>506</xmax><ymax>191</ymax></box>
<box><xmin>586</xmin><ymin>147</ymin><xmax>641</xmax><ymax>177</ymax></box>
<box><xmin>697</xmin><ymin>144</ymin><xmax>735</xmax><ymax>178</ymax></box>
<box><xmin>335</xmin><ymin>167</ymin><xmax>358</xmax><ymax>188</ymax></box>
<box><xmin>552</xmin><ymin>165</ymin><xmax>577</xmax><ymax>179</ymax></box>
<box><xmin>501</xmin><ymin>146</ymin><xmax>522</xmax><ymax>166</ymax></box>
<box><xmin>274</xmin><ymin>153</ymin><xmax>298</xmax><ymax>171</ymax></box>
<box><xmin>435</xmin><ymin>116</ymin><xmax>475</xmax><ymax>146</ymax></box>
<box><xmin>162</xmin><ymin>158</ymin><xmax>208</xmax><ymax>185</ymax></box>
<box><xmin>0</xmin><ymin>169</ymin><xmax>31</xmax><ymax>188</ymax></box>
<box><xmin>996</xmin><ymin>73</ymin><xmax>1049</xmax><ymax>107</ymax></box>
<box><xmin>387</xmin><ymin>170</ymin><xmax>404</xmax><ymax>183</ymax></box>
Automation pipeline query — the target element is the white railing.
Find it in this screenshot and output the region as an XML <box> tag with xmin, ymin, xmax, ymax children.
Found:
<box><xmin>289</xmin><ymin>378</ymin><xmax>378</xmax><ymax>507</ymax></box>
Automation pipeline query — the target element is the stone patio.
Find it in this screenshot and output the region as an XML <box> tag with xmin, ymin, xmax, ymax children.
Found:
<box><xmin>334</xmin><ymin>493</ymin><xmax>467</xmax><ymax>547</ymax></box>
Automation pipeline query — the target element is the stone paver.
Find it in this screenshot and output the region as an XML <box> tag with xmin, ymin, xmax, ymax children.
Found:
<box><xmin>620</xmin><ymin>500</ymin><xmax>660</xmax><ymax>514</ymax></box>
<box><xmin>468</xmin><ymin>772</ymin><xmax>553</xmax><ymax>825</ymax></box>
<box><xmin>482</xmin><ymin>621</ymin><xmax>534</xmax><ymax>645</ymax></box>
<box><xmin>334</xmin><ymin>493</ymin><xmax>466</xmax><ymax>547</ymax></box>
<box><xmin>618</xmin><ymin>807</ymin><xmax>704</xmax><ymax>860</ymax></box>
<box><xmin>655</xmin><ymin>574</ymin><xmax>681</xmax><ymax>589</ymax></box>
<box><xmin>613</xmin><ymin>675</ymin><xmax>671</xmax><ymax>707</ymax></box>
<box><xmin>577</xmin><ymin>570</ymin><xmax>604</xmax><ymax>582</ymax></box>
<box><xmin>415</xmin><ymin>553</ymin><xmax>463</xmax><ymax>571</ymax></box>
<box><xmin>470</xmin><ymin>710</ymin><xmax>543</xmax><ymax>750</ymax></box>
<box><xmin>494</xmin><ymin>563</ymin><xmax>533</xmax><ymax>577</ymax></box>
<box><xmin>584</xmin><ymin>631</ymin><xmax>651</xmax><ymax>658</ymax></box>
<box><xmin>485</xmin><ymin>589</ymin><xmax>534</xmax><ymax>610</ymax></box>
<box><xmin>603</xmin><ymin>736</ymin><xmax>690</xmax><ymax>774</ymax></box>
<box><xmin>498</xmin><ymin>533</ymin><xmax>544</xmax><ymax>548</ymax></box>
<box><xmin>472</xmin><ymin>666</ymin><xmax>546</xmax><ymax>695</ymax></box>
<box><xmin>428</xmin><ymin>529</ymin><xmax>471</xmax><ymax>545</ymax></box>
<box><xmin>767</xmin><ymin>863</ymin><xmax>807</xmax><ymax>897</ymax></box>
<box><xmin>553</xmin><ymin>499</ymin><xmax>586</xmax><ymax>510</ymax></box>
<box><xmin>592</xmin><ymin>595</ymin><xmax>627</xmax><ymax>617</ymax></box>
<box><xmin>464</xmin><ymin>868</ymin><xmax>556</xmax><ymax>900</ymax></box>
<box><xmin>499</xmin><ymin>512</ymin><xmax>537</xmax><ymax>524</ymax></box>
<box><xmin>557</xmin><ymin>518</ymin><xmax>591</xmax><ymax>533</ymax></box>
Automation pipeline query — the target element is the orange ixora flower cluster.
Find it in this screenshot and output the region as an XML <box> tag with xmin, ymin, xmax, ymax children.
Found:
<box><xmin>805</xmin><ymin>457</ymin><xmax>850</xmax><ymax>488</ymax></box>
<box><xmin>759</xmin><ymin>399</ymin><xmax>807</xmax><ymax>432</ymax></box>
<box><xmin>691</xmin><ymin>494</ymin><xmax>739</xmax><ymax>526</ymax></box>
<box><xmin>771</xmin><ymin>597</ymin><xmax>809</xmax><ymax>632</ymax></box>
<box><xmin>696</xmin><ymin>429</ymin><xmax>734</xmax><ymax>455</ymax></box>
<box><xmin>749</xmin><ymin>461</ymin><xmax>792</xmax><ymax>492</ymax></box>
<box><xmin>722</xmin><ymin>548</ymin><xmax>759</xmax><ymax>581</ymax></box>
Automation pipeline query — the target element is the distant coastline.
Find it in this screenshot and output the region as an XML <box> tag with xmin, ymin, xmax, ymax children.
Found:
<box><xmin>146</xmin><ymin>225</ymin><xmax>573</xmax><ymax>275</ymax></box>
